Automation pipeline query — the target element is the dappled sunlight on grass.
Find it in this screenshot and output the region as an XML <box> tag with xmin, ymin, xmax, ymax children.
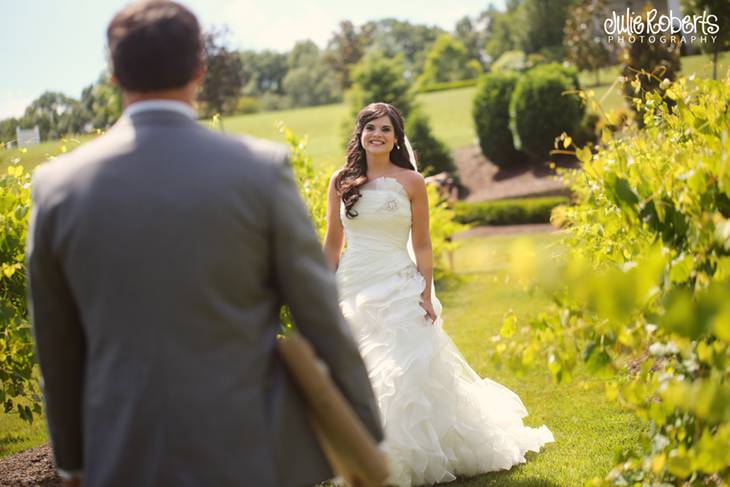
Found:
<box><xmin>0</xmin><ymin>406</ymin><xmax>47</xmax><ymax>458</ymax></box>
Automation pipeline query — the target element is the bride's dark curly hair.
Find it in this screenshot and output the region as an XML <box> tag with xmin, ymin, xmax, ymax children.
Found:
<box><xmin>335</xmin><ymin>102</ymin><xmax>416</xmax><ymax>219</ymax></box>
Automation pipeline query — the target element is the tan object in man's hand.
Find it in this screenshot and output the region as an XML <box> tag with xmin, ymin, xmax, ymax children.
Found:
<box><xmin>61</xmin><ymin>476</ymin><xmax>82</xmax><ymax>487</ymax></box>
<box><xmin>277</xmin><ymin>331</ymin><xmax>390</xmax><ymax>487</ymax></box>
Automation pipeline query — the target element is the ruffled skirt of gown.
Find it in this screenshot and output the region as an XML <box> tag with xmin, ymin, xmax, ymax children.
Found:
<box><xmin>337</xmin><ymin>254</ymin><xmax>554</xmax><ymax>486</ymax></box>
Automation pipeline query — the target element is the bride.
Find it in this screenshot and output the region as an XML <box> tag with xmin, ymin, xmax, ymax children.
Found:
<box><xmin>323</xmin><ymin>102</ymin><xmax>554</xmax><ymax>486</ymax></box>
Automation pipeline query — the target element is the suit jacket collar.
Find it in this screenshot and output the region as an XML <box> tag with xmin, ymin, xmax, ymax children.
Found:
<box><xmin>115</xmin><ymin>104</ymin><xmax>201</xmax><ymax>131</ymax></box>
<box><xmin>124</xmin><ymin>99</ymin><xmax>196</xmax><ymax>119</ymax></box>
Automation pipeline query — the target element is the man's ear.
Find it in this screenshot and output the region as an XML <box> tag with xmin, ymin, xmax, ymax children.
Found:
<box><xmin>110</xmin><ymin>74</ymin><xmax>120</xmax><ymax>87</ymax></box>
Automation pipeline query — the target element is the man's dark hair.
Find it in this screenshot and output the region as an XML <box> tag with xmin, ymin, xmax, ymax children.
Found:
<box><xmin>107</xmin><ymin>0</ymin><xmax>202</xmax><ymax>92</ymax></box>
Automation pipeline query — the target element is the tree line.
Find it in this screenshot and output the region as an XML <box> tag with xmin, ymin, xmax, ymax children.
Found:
<box><xmin>0</xmin><ymin>0</ymin><xmax>570</xmax><ymax>144</ymax></box>
<box><xmin>1</xmin><ymin>0</ymin><xmax>728</xmax><ymax>145</ymax></box>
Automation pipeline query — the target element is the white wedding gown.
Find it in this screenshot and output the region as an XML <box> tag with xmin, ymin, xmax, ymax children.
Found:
<box><xmin>335</xmin><ymin>177</ymin><xmax>554</xmax><ymax>486</ymax></box>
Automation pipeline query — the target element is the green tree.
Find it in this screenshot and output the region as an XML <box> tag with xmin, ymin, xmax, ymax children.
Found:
<box><xmin>521</xmin><ymin>0</ymin><xmax>572</xmax><ymax>59</ymax></box>
<box><xmin>240</xmin><ymin>49</ymin><xmax>289</xmax><ymax>110</ymax></box>
<box><xmin>20</xmin><ymin>92</ymin><xmax>88</xmax><ymax>141</ymax></box>
<box><xmin>283</xmin><ymin>41</ymin><xmax>342</xmax><ymax>108</ymax></box>
<box><xmin>324</xmin><ymin>20</ymin><xmax>367</xmax><ymax>89</ymax></box>
<box><xmin>360</xmin><ymin>19</ymin><xmax>445</xmax><ymax>79</ymax></box>
<box><xmin>682</xmin><ymin>0</ymin><xmax>730</xmax><ymax>80</ymax></box>
<box><xmin>287</xmin><ymin>40</ymin><xmax>319</xmax><ymax>68</ymax></box>
<box><xmin>197</xmin><ymin>28</ymin><xmax>245</xmax><ymax>118</ymax></box>
<box><xmin>240</xmin><ymin>50</ymin><xmax>288</xmax><ymax>95</ymax></box>
<box><xmin>484</xmin><ymin>3</ymin><xmax>524</xmax><ymax>62</ymax></box>
<box><xmin>417</xmin><ymin>34</ymin><xmax>482</xmax><ymax>88</ymax></box>
<box><xmin>80</xmin><ymin>72</ymin><xmax>122</xmax><ymax>130</ymax></box>
<box><xmin>347</xmin><ymin>51</ymin><xmax>415</xmax><ymax>119</ymax></box>
<box><xmin>564</xmin><ymin>0</ymin><xmax>614</xmax><ymax>86</ymax></box>
<box><xmin>454</xmin><ymin>15</ymin><xmax>489</xmax><ymax>68</ymax></box>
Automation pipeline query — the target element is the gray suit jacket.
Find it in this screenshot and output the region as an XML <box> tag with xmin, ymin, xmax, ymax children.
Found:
<box><xmin>27</xmin><ymin>108</ymin><xmax>383</xmax><ymax>487</ymax></box>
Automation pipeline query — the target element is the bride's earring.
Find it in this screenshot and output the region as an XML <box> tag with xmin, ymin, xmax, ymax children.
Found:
<box><xmin>396</xmin><ymin>142</ymin><xmax>401</xmax><ymax>150</ymax></box>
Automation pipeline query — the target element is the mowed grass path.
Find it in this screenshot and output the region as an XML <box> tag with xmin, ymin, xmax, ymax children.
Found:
<box><xmin>1</xmin><ymin>233</ymin><xmax>642</xmax><ymax>487</ymax></box>
<box><xmin>440</xmin><ymin>233</ymin><xmax>641</xmax><ymax>486</ymax></box>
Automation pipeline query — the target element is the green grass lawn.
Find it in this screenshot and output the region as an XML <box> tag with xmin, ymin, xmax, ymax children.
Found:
<box><xmin>1</xmin><ymin>232</ymin><xmax>642</xmax><ymax>487</ymax></box>
<box><xmin>0</xmin><ymin>403</ymin><xmax>48</xmax><ymax>458</ymax></box>
<box><xmin>441</xmin><ymin>233</ymin><xmax>642</xmax><ymax>486</ymax></box>
<box><xmin>0</xmin><ymin>87</ymin><xmax>478</xmax><ymax>175</ymax></box>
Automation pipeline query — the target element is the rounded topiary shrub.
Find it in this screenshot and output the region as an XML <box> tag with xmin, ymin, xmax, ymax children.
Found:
<box><xmin>472</xmin><ymin>72</ymin><xmax>522</xmax><ymax>167</ymax></box>
<box><xmin>510</xmin><ymin>63</ymin><xmax>584</xmax><ymax>161</ymax></box>
<box><xmin>406</xmin><ymin>109</ymin><xmax>454</xmax><ymax>177</ymax></box>
<box><xmin>531</xmin><ymin>62</ymin><xmax>580</xmax><ymax>90</ymax></box>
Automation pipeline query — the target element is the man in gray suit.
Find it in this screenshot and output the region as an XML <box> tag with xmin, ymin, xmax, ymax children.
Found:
<box><xmin>26</xmin><ymin>1</ymin><xmax>383</xmax><ymax>485</ymax></box>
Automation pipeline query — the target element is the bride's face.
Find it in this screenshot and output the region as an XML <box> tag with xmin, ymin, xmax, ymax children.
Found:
<box><xmin>361</xmin><ymin>115</ymin><xmax>396</xmax><ymax>156</ymax></box>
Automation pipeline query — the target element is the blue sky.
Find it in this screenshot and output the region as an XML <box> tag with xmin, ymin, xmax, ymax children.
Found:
<box><xmin>0</xmin><ymin>0</ymin><xmax>502</xmax><ymax>119</ymax></box>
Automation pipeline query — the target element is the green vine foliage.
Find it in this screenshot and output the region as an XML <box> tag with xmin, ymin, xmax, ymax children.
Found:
<box><xmin>278</xmin><ymin>123</ymin><xmax>330</xmax><ymax>240</ymax></box>
<box><xmin>0</xmin><ymin>164</ymin><xmax>41</xmax><ymax>423</ymax></box>
<box><xmin>619</xmin><ymin>13</ymin><xmax>681</xmax><ymax>128</ymax></box>
<box><xmin>497</xmin><ymin>76</ymin><xmax>730</xmax><ymax>485</ymax></box>
<box><xmin>427</xmin><ymin>184</ymin><xmax>469</xmax><ymax>282</ymax></box>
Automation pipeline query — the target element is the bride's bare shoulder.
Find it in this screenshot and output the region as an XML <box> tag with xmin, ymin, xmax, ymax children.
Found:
<box><xmin>326</xmin><ymin>169</ymin><xmax>341</xmax><ymax>197</ymax></box>
<box><xmin>397</xmin><ymin>170</ymin><xmax>426</xmax><ymax>195</ymax></box>
<box><xmin>329</xmin><ymin>168</ymin><xmax>346</xmax><ymax>187</ymax></box>
<box><xmin>383</xmin><ymin>169</ymin><xmax>424</xmax><ymax>200</ymax></box>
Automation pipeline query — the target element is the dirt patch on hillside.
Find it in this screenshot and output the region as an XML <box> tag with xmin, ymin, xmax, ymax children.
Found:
<box><xmin>453</xmin><ymin>145</ymin><xmax>575</xmax><ymax>202</ymax></box>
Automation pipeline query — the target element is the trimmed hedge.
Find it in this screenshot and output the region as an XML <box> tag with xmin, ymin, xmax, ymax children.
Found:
<box><xmin>473</xmin><ymin>72</ymin><xmax>522</xmax><ymax>167</ymax></box>
<box><xmin>406</xmin><ymin>109</ymin><xmax>454</xmax><ymax>177</ymax></box>
<box><xmin>531</xmin><ymin>62</ymin><xmax>580</xmax><ymax>90</ymax></box>
<box><xmin>453</xmin><ymin>195</ymin><xmax>569</xmax><ymax>226</ymax></box>
<box><xmin>510</xmin><ymin>63</ymin><xmax>584</xmax><ymax>161</ymax></box>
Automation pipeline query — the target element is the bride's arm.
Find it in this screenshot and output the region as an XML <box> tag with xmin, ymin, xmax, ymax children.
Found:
<box><xmin>323</xmin><ymin>171</ymin><xmax>345</xmax><ymax>271</ymax></box>
<box><xmin>407</xmin><ymin>173</ymin><xmax>437</xmax><ymax>322</ymax></box>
